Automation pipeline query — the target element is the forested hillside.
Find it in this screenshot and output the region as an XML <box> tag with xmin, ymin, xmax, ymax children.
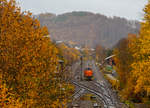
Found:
<box><xmin>37</xmin><ymin>12</ymin><xmax>140</xmax><ymax>48</ymax></box>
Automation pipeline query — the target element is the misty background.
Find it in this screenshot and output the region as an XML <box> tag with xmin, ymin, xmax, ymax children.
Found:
<box><xmin>16</xmin><ymin>0</ymin><xmax>147</xmax><ymax>20</ymax></box>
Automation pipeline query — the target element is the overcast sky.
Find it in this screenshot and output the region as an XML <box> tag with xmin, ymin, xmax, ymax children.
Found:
<box><xmin>16</xmin><ymin>0</ymin><xmax>147</xmax><ymax>21</ymax></box>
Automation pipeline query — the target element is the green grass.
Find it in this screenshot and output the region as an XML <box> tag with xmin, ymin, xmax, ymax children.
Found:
<box><xmin>125</xmin><ymin>100</ymin><xmax>135</xmax><ymax>108</ymax></box>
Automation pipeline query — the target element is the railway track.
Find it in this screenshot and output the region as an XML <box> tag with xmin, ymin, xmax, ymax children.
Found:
<box><xmin>71</xmin><ymin>80</ymin><xmax>116</xmax><ymax>108</ymax></box>
<box><xmin>70</xmin><ymin>60</ymin><xmax>122</xmax><ymax>108</ymax></box>
<box><xmin>90</xmin><ymin>81</ymin><xmax>118</xmax><ymax>105</ymax></box>
<box><xmin>71</xmin><ymin>88</ymin><xmax>86</xmax><ymax>101</ymax></box>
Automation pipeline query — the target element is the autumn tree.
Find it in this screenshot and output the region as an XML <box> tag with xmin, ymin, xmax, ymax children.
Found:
<box><xmin>95</xmin><ymin>45</ymin><xmax>106</xmax><ymax>63</ymax></box>
<box><xmin>114</xmin><ymin>1</ymin><xmax>150</xmax><ymax>103</ymax></box>
<box><xmin>0</xmin><ymin>79</ymin><xmax>22</xmax><ymax>108</ymax></box>
<box><xmin>127</xmin><ymin>0</ymin><xmax>150</xmax><ymax>102</ymax></box>
<box><xmin>114</xmin><ymin>34</ymin><xmax>136</xmax><ymax>89</ymax></box>
<box><xmin>0</xmin><ymin>0</ymin><xmax>74</xmax><ymax>107</ymax></box>
<box><xmin>57</xmin><ymin>43</ymin><xmax>81</xmax><ymax>65</ymax></box>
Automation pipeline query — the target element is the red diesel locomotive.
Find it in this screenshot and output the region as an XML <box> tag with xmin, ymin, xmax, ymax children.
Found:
<box><xmin>84</xmin><ymin>68</ymin><xmax>93</xmax><ymax>81</ymax></box>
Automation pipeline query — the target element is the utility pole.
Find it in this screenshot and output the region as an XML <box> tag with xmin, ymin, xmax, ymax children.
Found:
<box><xmin>80</xmin><ymin>56</ymin><xmax>83</xmax><ymax>81</ymax></box>
<box><xmin>58</xmin><ymin>60</ymin><xmax>64</xmax><ymax>108</ymax></box>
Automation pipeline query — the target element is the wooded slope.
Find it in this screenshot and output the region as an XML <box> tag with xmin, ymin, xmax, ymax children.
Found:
<box><xmin>37</xmin><ymin>12</ymin><xmax>140</xmax><ymax>48</ymax></box>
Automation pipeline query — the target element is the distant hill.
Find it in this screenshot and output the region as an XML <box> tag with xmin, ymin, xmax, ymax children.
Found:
<box><xmin>37</xmin><ymin>11</ymin><xmax>140</xmax><ymax>48</ymax></box>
